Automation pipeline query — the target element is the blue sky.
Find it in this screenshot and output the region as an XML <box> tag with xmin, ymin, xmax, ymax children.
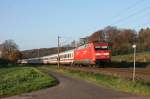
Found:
<box><xmin>0</xmin><ymin>0</ymin><xmax>150</xmax><ymax>50</ymax></box>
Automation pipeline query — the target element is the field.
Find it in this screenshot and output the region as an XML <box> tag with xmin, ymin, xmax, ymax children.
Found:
<box><xmin>0</xmin><ymin>66</ymin><xmax>57</xmax><ymax>98</ymax></box>
<box><xmin>38</xmin><ymin>65</ymin><xmax>150</xmax><ymax>96</ymax></box>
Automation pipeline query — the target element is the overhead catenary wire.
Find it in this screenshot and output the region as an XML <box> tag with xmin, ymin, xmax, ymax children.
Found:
<box><xmin>119</xmin><ymin>9</ymin><xmax>150</xmax><ymax>26</ymax></box>
<box><xmin>112</xmin><ymin>6</ymin><xmax>150</xmax><ymax>26</ymax></box>
<box><xmin>133</xmin><ymin>21</ymin><xmax>150</xmax><ymax>29</ymax></box>
<box><xmin>113</xmin><ymin>0</ymin><xmax>145</xmax><ymax>19</ymax></box>
<box><xmin>109</xmin><ymin>0</ymin><xmax>148</xmax><ymax>26</ymax></box>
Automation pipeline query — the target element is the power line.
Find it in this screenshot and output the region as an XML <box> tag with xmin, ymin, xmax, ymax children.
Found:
<box><xmin>109</xmin><ymin>0</ymin><xmax>148</xmax><ymax>26</ymax></box>
<box><xmin>111</xmin><ymin>5</ymin><xmax>150</xmax><ymax>26</ymax></box>
<box><xmin>133</xmin><ymin>21</ymin><xmax>150</xmax><ymax>29</ymax></box>
<box><xmin>114</xmin><ymin>0</ymin><xmax>144</xmax><ymax>18</ymax></box>
<box><xmin>119</xmin><ymin>10</ymin><xmax>150</xmax><ymax>27</ymax></box>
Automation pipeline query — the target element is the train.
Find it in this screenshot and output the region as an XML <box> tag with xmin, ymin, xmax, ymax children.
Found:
<box><xmin>18</xmin><ymin>42</ymin><xmax>112</xmax><ymax>66</ymax></box>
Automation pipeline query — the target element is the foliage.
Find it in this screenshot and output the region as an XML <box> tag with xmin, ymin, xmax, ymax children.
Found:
<box><xmin>0</xmin><ymin>40</ymin><xmax>22</xmax><ymax>62</ymax></box>
<box><xmin>137</xmin><ymin>28</ymin><xmax>150</xmax><ymax>51</ymax></box>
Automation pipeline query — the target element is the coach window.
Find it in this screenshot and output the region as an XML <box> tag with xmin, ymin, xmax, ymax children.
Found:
<box><xmin>64</xmin><ymin>54</ymin><xmax>66</xmax><ymax>58</ymax></box>
<box><xmin>95</xmin><ymin>46</ymin><xmax>108</xmax><ymax>50</ymax></box>
<box><xmin>67</xmin><ymin>54</ymin><xmax>69</xmax><ymax>58</ymax></box>
<box><xmin>66</xmin><ymin>54</ymin><xmax>68</xmax><ymax>58</ymax></box>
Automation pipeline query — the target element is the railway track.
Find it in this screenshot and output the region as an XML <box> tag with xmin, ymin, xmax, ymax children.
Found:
<box><xmin>62</xmin><ymin>65</ymin><xmax>150</xmax><ymax>81</ymax></box>
<box><xmin>97</xmin><ymin>68</ymin><xmax>150</xmax><ymax>75</ymax></box>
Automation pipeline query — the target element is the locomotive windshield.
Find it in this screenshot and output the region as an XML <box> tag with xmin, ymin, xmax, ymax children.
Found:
<box><xmin>95</xmin><ymin>46</ymin><xmax>112</xmax><ymax>50</ymax></box>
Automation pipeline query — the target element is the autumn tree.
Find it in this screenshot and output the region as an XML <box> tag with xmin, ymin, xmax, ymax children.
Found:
<box><xmin>88</xmin><ymin>30</ymin><xmax>105</xmax><ymax>43</ymax></box>
<box><xmin>102</xmin><ymin>26</ymin><xmax>137</xmax><ymax>55</ymax></box>
<box><xmin>117</xmin><ymin>29</ymin><xmax>137</xmax><ymax>54</ymax></box>
<box><xmin>138</xmin><ymin>28</ymin><xmax>150</xmax><ymax>51</ymax></box>
<box><xmin>1</xmin><ymin>40</ymin><xmax>22</xmax><ymax>62</ymax></box>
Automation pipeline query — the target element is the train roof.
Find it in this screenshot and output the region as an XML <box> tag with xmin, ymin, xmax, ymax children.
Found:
<box><xmin>40</xmin><ymin>49</ymin><xmax>74</xmax><ymax>58</ymax></box>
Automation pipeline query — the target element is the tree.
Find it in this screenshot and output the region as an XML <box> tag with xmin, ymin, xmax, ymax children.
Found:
<box><xmin>103</xmin><ymin>26</ymin><xmax>120</xmax><ymax>42</ymax></box>
<box><xmin>88</xmin><ymin>30</ymin><xmax>105</xmax><ymax>43</ymax></box>
<box><xmin>138</xmin><ymin>28</ymin><xmax>150</xmax><ymax>51</ymax></box>
<box><xmin>117</xmin><ymin>29</ymin><xmax>137</xmax><ymax>54</ymax></box>
<box><xmin>103</xmin><ymin>26</ymin><xmax>137</xmax><ymax>55</ymax></box>
<box><xmin>1</xmin><ymin>40</ymin><xmax>21</xmax><ymax>62</ymax></box>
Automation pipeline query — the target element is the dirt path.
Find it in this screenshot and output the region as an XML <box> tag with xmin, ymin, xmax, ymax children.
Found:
<box><xmin>3</xmin><ymin>71</ymin><xmax>150</xmax><ymax>99</ymax></box>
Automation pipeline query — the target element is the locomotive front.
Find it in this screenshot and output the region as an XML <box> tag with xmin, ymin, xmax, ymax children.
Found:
<box><xmin>94</xmin><ymin>43</ymin><xmax>112</xmax><ymax>65</ymax></box>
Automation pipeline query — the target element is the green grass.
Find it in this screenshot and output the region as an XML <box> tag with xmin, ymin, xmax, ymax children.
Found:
<box><xmin>111</xmin><ymin>51</ymin><xmax>150</xmax><ymax>68</ymax></box>
<box><xmin>39</xmin><ymin>66</ymin><xmax>150</xmax><ymax>96</ymax></box>
<box><xmin>0</xmin><ymin>66</ymin><xmax>57</xmax><ymax>98</ymax></box>
<box><xmin>112</xmin><ymin>51</ymin><xmax>150</xmax><ymax>63</ymax></box>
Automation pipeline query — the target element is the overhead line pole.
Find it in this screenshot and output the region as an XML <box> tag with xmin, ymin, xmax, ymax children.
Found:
<box><xmin>38</xmin><ymin>49</ymin><xmax>40</xmax><ymax>57</ymax></box>
<box><xmin>132</xmin><ymin>44</ymin><xmax>136</xmax><ymax>82</ymax></box>
<box><xmin>57</xmin><ymin>36</ymin><xmax>60</xmax><ymax>69</ymax></box>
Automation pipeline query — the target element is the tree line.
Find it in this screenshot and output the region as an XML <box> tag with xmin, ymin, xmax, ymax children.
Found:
<box><xmin>87</xmin><ymin>26</ymin><xmax>150</xmax><ymax>55</ymax></box>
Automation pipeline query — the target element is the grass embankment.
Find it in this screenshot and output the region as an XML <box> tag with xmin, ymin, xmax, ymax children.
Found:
<box><xmin>112</xmin><ymin>51</ymin><xmax>150</xmax><ymax>62</ymax></box>
<box><xmin>0</xmin><ymin>66</ymin><xmax>57</xmax><ymax>98</ymax></box>
<box><xmin>39</xmin><ymin>66</ymin><xmax>150</xmax><ymax>96</ymax></box>
<box><xmin>111</xmin><ymin>51</ymin><xmax>150</xmax><ymax>68</ymax></box>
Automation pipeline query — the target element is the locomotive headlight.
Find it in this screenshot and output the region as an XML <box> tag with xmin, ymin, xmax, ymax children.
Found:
<box><xmin>96</xmin><ymin>53</ymin><xmax>102</xmax><ymax>56</ymax></box>
<box><xmin>103</xmin><ymin>53</ymin><xmax>109</xmax><ymax>55</ymax></box>
<box><xmin>96</xmin><ymin>53</ymin><xmax>110</xmax><ymax>56</ymax></box>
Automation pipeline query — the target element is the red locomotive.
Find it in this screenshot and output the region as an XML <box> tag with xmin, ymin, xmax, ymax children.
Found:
<box><xmin>74</xmin><ymin>42</ymin><xmax>112</xmax><ymax>65</ymax></box>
